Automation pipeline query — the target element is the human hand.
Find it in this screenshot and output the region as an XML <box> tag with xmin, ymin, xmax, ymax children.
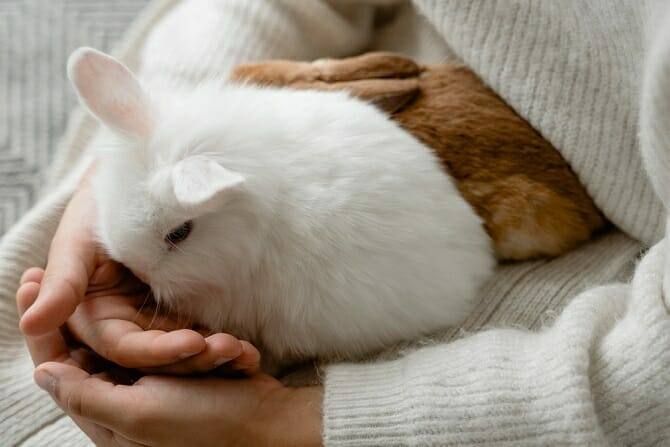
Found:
<box><xmin>18</xmin><ymin>165</ymin><xmax>106</xmax><ymax>335</ymax></box>
<box><xmin>34</xmin><ymin>362</ymin><xmax>323</xmax><ymax>447</ymax></box>
<box><xmin>21</xmin><ymin>265</ymin><xmax>261</xmax><ymax>375</ymax></box>
<box><xmin>17</xmin><ymin>270</ymin><xmax>322</xmax><ymax>446</ymax></box>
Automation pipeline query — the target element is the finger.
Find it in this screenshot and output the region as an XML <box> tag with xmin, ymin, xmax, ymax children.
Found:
<box><xmin>20</xmin><ymin>189</ymin><xmax>98</xmax><ymax>335</ymax></box>
<box><xmin>20</xmin><ymin>267</ymin><xmax>45</xmax><ymax>285</ymax></box>
<box><xmin>139</xmin><ymin>333</ymin><xmax>243</xmax><ymax>375</ymax></box>
<box><xmin>45</xmin><ymin>371</ymin><xmax>146</xmax><ymax>446</ymax></box>
<box><xmin>37</xmin><ymin>359</ymin><xmax>146</xmax><ymax>447</ymax></box>
<box><xmin>89</xmin><ymin>261</ymin><xmax>125</xmax><ymax>289</ymax></box>
<box><xmin>229</xmin><ymin>340</ymin><xmax>262</xmax><ymax>375</ymax></box>
<box><xmin>82</xmin><ymin>319</ymin><xmax>206</xmax><ymax>368</ymax></box>
<box><xmin>16</xmin><ymin>281</ymin><xmax>41</xmax><ymax>316</ymax></box>
<box><xmin>73</xmin><ymin>294</ymin><xmax>183</xmax><ymax>333</ymax></box>
<box><xmin>67</xmin><ymin>294</ymin><xmax>202</xmax><ymax>368</ymax></box>
<box><xmin>87</xmin><ymin>262</ymin><xmax>148</xmax><ymax>297</ymax></box>
<box><xmin>16</xmin><ymin>281</ymin><xmax>72</xmax><ymax>366</ymax></box>
<box><xmin>34</xmin><ymin>362</ymin><xmax>142</xmax><ymax>432</ymax></box>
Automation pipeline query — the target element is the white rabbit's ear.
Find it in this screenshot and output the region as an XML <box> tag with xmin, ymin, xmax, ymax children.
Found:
<box><xmin>67</xmin><ymin>47</ymin><xmax>152</xmax><ymax>139</ymax></box>
<box><xmin>172</xmin><ymin>157</ymin><xmax>245</xmax><ymax>214</ymax></box>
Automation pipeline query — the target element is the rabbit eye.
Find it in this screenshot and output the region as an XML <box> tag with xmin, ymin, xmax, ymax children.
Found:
<box><xmin>164</xmin><ymin>220</ymin><xmax>193</xmax><ymax>249</ymax></box>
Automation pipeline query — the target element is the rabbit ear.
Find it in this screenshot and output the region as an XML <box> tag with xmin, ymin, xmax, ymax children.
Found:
<box><xmin>172</xmin><ymin>157</ymin><xmax>245</xmax><ymax>214</ymax></box>
<box><xmin>67</xmin><ymin>47</ymin><xmax>152</xmax><ymax>139</ymax></box>
<box><xmin>352</xmin><ymin>78</ymin><xmax>420</xmax><ymax>114</ymax></box>
<box><xmin>288</xmin><ymin>78</ymin><xmax>420</xmax><ymax>115</ymax></box>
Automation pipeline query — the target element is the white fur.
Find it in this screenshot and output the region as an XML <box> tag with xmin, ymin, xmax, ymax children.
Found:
<box><xmin>69</xmin><ymin>48</ymin><xmax>495</xmax><ymax>365</ymax></box>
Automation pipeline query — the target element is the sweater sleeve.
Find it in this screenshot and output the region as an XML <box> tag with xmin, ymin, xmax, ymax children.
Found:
<box><xmin>323</xmin><ymin>242</ymin><xmax>670</xmax><ymax>446</ymax></box>
<box><xmin>137</xmin><ymin>0</ymin><xmax>389</xmax><ymax>87</ymax></box>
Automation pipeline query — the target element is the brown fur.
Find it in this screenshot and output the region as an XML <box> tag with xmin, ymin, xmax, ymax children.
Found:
<box><xmin>231</xmin><ymin>53</ymin><xmax>607</xmax><ymax>261</ymax></box>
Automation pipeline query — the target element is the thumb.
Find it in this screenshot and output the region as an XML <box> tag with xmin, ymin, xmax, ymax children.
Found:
<box><xmin>34</xmin><ymin>362</ymin><xmax>134</xmax><ymax>428</ymax></box>
<box><xmin>20</xmin><ymin>187</ymin><xmax>99</xmax><ymax>335</ymax></box>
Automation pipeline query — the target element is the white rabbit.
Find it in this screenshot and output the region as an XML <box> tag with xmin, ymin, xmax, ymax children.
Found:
<box><xmin>67</xmin><ymin>47</ymin><xmax>495</xmax><ymax>367</ymax></box>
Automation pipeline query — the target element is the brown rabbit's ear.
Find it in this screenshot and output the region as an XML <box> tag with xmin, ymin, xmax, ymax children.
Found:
<box><xmin>292</xmin><ymin>78</ymin><xmax>420</xmax><ymax>115</ymax></box>
<box><xmin>363</xmin><ymin>80</ymin><xmax>420</xmax><ymax>115</ymax></box>
<box><xmin>314</xmin><ymin>53</ymin><xmax>423</xmax><ymax>113</ymax></box>
<box><xmin>231</xmin><ymin>52</ymin><xmax>422</xmax><ymax>115</ymax></box>
<box><xmin>231</xmin><ymin>52</ymin><xmax>421</xmax><ymax>85</ymax></box>
<box><xmin>311</xmin><ymin>52</ymin><xmax>422</xmax><ymax>82</ymax></box>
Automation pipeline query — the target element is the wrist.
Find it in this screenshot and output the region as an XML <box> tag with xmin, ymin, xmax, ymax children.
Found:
<box><xmin>261</xmin><ymin>385</ymin><xmax>324</xmax><ymax>447</ymax></box>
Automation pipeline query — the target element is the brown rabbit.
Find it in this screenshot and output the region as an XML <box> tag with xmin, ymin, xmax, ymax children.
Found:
<box><xmin>231</xmin><ymin>53</ymin><xmax>607</xmax><ymax>261</ymax></box>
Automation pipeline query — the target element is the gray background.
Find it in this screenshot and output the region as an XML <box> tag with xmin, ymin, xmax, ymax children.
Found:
<box><xmin>0</xmin><ymin>0</ymin><xmax>150</xmax><ymax>237</ymax></box>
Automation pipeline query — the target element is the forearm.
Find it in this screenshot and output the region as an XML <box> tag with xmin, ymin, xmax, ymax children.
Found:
<box><xmin>325</xmin><ymin>327</ymin><xmax>611</xmax><ymax>445</ymax></box>
<box><xmin>323</xmin><ymin>243</ymin><xmax>670</xmax><ymax>445</ymax></box>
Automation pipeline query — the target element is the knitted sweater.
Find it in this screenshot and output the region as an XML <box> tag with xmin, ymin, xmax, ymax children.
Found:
<box><xmin>1</xmin><ymin>1</ymin><xmax>669</xmax><ymax>445</ymax></box>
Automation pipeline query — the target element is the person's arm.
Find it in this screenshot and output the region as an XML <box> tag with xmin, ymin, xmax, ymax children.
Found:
<box><xmin>23</xmin><ymin>242</ymin><xmax>669</xmax><ymax>446</ymax></box>
<box><xmin>323</xmin><ymin>243</ymin><xmax>670</xmax><ymax>445</ymax></box>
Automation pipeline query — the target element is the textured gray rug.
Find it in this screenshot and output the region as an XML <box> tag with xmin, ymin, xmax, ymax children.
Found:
<box><xmin>0</xmin><ymin>0</ymin><xmax>150</xmax><ymax>237</ymax></box>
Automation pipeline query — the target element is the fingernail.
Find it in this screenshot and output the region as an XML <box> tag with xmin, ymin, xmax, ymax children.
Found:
<box><xmin>34</xmin><ymin>370</ymin><xmax>56</xmax><ymax>394</ymax></box>
<box><xmin>178</xmin><ymin>351</ymin><xmax>200</xmax><ymax>360</ymax></box>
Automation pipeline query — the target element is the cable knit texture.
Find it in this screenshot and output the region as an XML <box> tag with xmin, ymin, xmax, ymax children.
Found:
<box><xmin>0</xmin><ymin>1</ymin><xmax>669</xmax><ymax>445</ymax></box>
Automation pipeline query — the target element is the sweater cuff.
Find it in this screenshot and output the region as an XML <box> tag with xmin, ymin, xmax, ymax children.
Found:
<box><xmin>323</xmin><ymin>359</ymin><xmax>412</xmax><ymax>446</ymax></box>
<box><xmin>321</xmin><ymin>305</ymin><xmax>620</xmax><ymax>446</ymax></box>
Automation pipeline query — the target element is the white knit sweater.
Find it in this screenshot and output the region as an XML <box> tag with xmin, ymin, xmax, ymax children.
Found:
<box><xmin>1</xmin><ymin>1</ymin><xmax>669</xmax><ymax>445</ymax></box>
